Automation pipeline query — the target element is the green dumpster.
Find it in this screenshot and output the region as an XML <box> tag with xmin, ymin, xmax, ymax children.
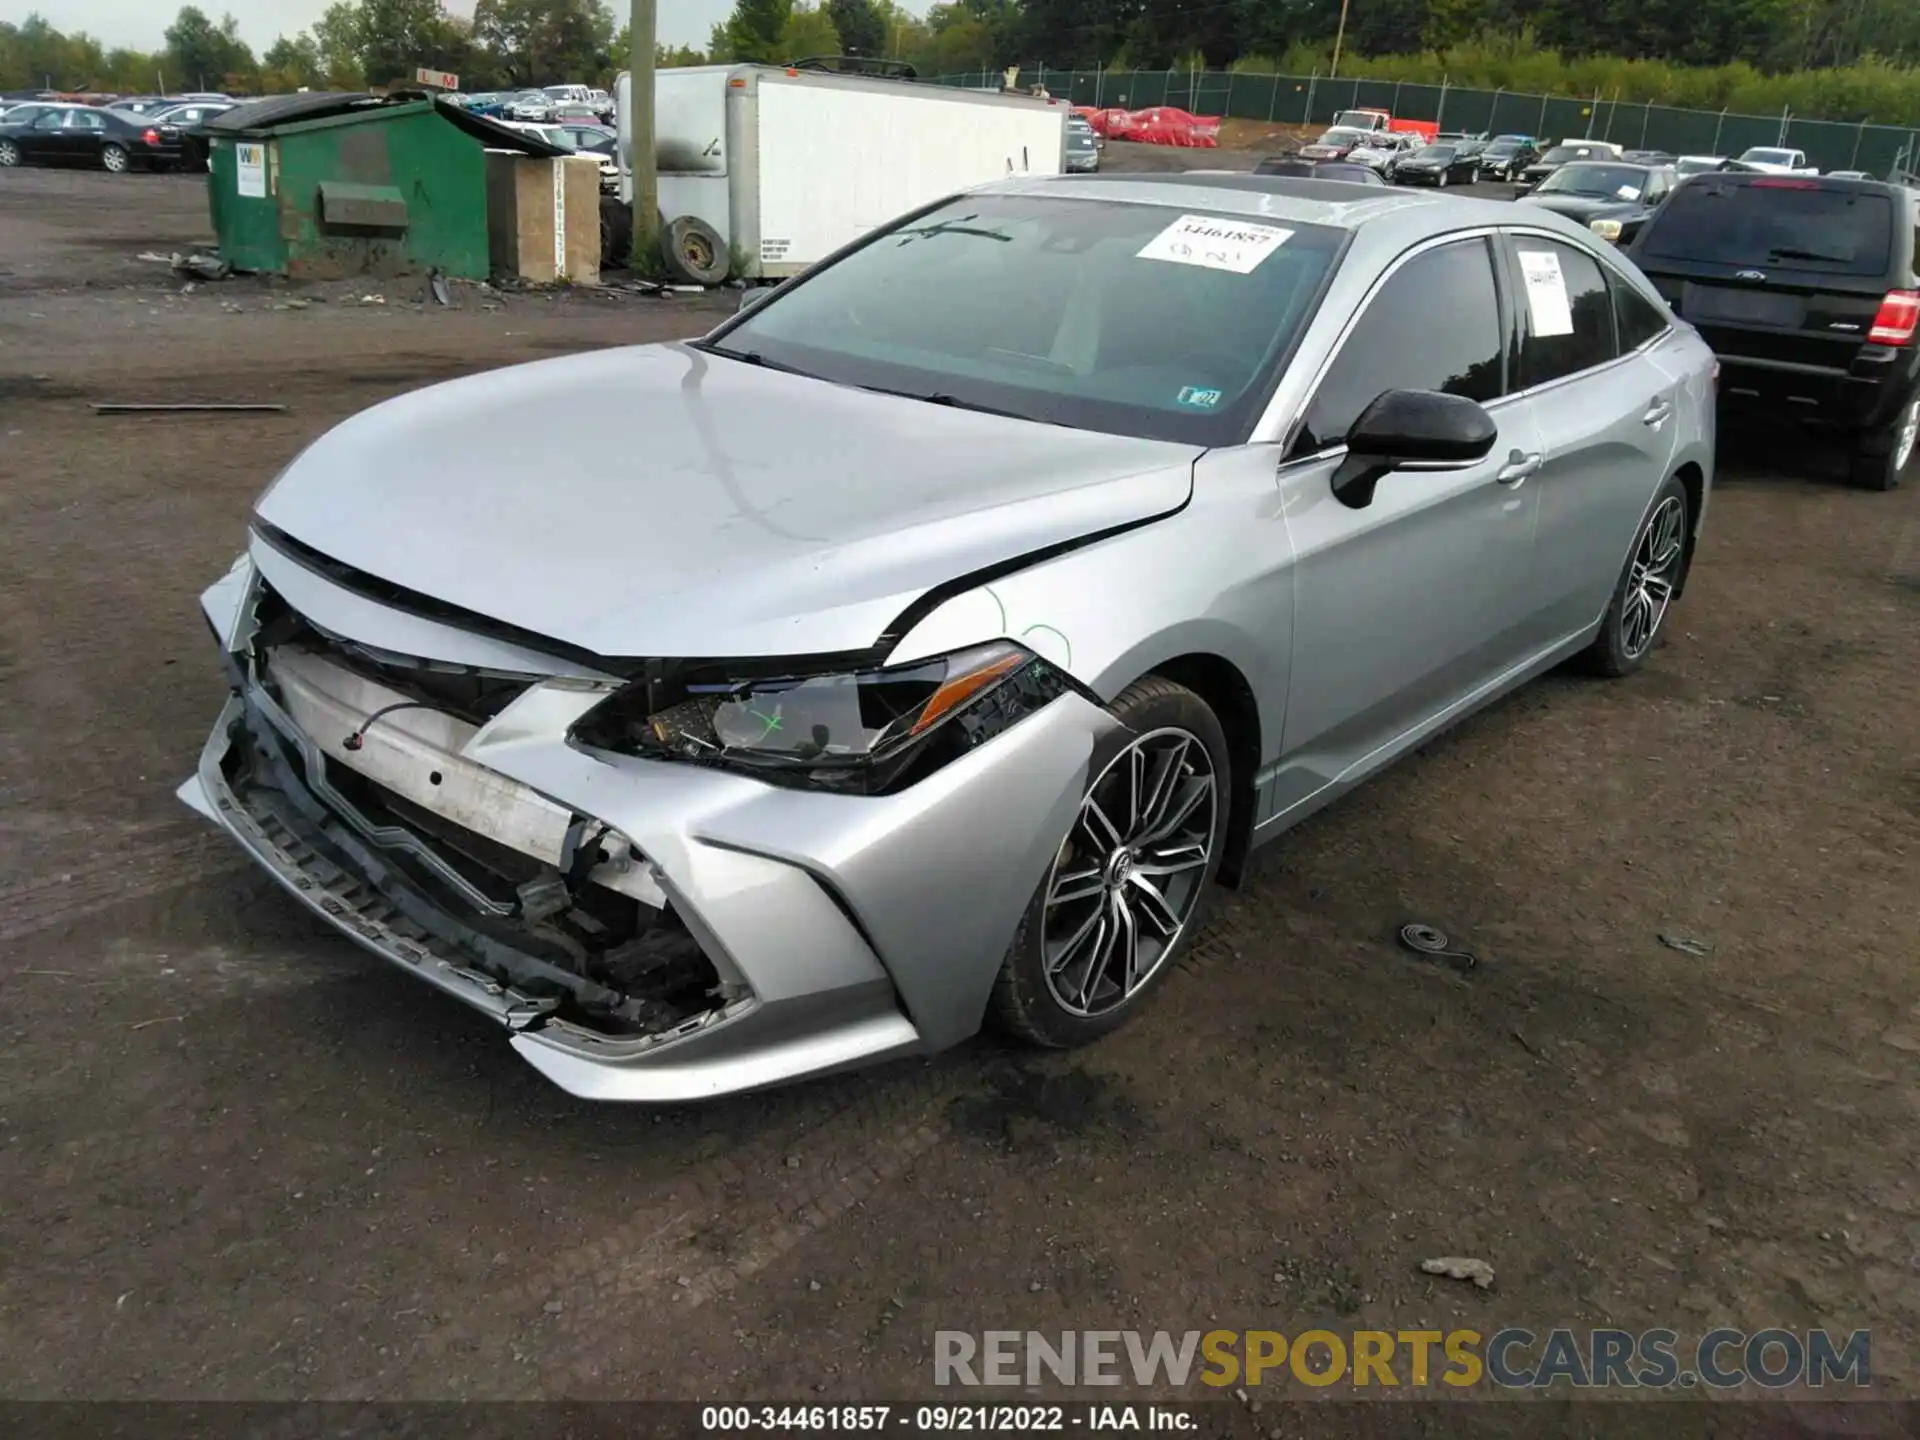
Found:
<box><xmin>204</xmin><ymin>95</ymin><xmax>493</xmax><ymax>280</ymax></box>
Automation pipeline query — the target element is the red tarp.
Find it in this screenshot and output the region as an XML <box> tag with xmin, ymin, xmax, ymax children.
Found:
<box><xmin>1078</xmin><ymin>104</ymin><xmax>1221</xmax><ymax>148</ymax></box>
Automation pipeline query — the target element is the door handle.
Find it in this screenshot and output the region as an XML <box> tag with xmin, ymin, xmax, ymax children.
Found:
<box><xmin>1642</xmin><ymin>397</ymin><xmax>1674</xmax><ymax>427</ymax></box>
<box><xmin>1495</xmin><ymin>450</ymin><xmax>1542</xmax><ymax>486</ymax></box>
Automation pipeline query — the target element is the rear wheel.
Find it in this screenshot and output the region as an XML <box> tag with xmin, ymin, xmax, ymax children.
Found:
<box><xmin>1581</xmin><ymin>474</ymin><xmax>1690</xmax><ymax>677</ymax></box>
<box><xmin>101</xmin><ymin>143</ymin><xmax>129</xmax><ymax>174</ymax></box>
<box><xmin>1849</xmin><ymin>397</ymin><xmax>1917</xmax><ymax>491</ymax></box>
<box><xmin>0</xmin><ymin>139</ymin><xmax>20</xmax><ymax>168</ymax></box>
<box><xmin>990</xmin><ymin>677</ymin><xmax>1229</xmax><ymax>1049</ymax></box>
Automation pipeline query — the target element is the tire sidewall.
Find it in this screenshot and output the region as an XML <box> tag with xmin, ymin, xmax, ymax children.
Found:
<box><xmin>995</xmin><ymin>682</ymin><xmax>1231</xmax><ymax>1048</ymax></box>
<box><xmin>1592</xmin><ymin>471</ymin><xmax>1690</xmax><ymax>675</ymax></box>
<box><xmin>102</xmin><ymin>144</ymin><xmax>128</xmax><ymax>173</ymax></box>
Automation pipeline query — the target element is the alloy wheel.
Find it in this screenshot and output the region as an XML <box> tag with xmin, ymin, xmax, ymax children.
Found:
<box><xmin>102</xmin><ymin>144</ymin><xmax>129</xmax><ymax>173</ymax></box>
<box><xmin>0</xmin><ymin>140</ymin><xmax>19</xmax><ymax>168</ymax></box>
<box><xmin>1041</xmin><ymin>727</ymin><xmax>1218</xmax><ymax>1018</ymax></box>
<box><xmin>1620</xmin><ymin>495</ymin><xmax>1686</xmax><ymax>660</ymax></box>
<box><xmin>1894</xmin><ymin>398</ymin><xmax>1919</xmax><ymax>475</ymax></box>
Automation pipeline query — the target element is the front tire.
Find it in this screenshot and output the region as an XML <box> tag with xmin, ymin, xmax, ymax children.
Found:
<box><xmin>1849</xmin><ymin>396</ymin><xmax>1917</xmax><ymax>490</ymax></box>
<box><xmin>1437</xmin><ymin>169</ymin><xmax>1448</xmax><ymax>188</ymax></box>
<box><xmin>1581</xmin><ymin>473</ymin><xmax>1690</xmax><ymax>677</ymax></box>
<box><xmin>990</xmin><ymin>677</ymin><xmax>1230</xmax><ymax>1049</ymax></box>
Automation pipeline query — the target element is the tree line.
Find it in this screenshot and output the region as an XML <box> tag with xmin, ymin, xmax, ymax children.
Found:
<box><xmin>7</xmin><ymin>0</ymin><xmax>1920</xmax><ymax>125</ymax></box>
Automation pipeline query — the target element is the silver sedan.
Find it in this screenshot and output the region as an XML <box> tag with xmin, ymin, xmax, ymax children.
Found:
<box><xmin>181</xmin><ymin>174</ymin><xmax>1716</xmax><ymax>1101</ymax></box>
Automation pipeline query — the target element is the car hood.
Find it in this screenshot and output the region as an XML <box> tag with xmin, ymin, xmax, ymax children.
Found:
<box><xmin>1519</xmin><ymin>193</ymin><xmax>1640</xmax><ymax>219</ymax></box>
<box><xmin>254</xmin><ymin>342</ymin><xmax>1200</xmax><ymax>662</ymax></box>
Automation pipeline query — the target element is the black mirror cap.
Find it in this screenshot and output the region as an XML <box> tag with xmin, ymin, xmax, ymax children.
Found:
<box><xmin>1332</xmin><ymin>390</ymin><xmax>1498</xmax><ymax>510</ymax></box>
<box><xmin>1348</xmin><ymin>389</ymin><xmax>1498</xmax><ymax>463</ymax></box>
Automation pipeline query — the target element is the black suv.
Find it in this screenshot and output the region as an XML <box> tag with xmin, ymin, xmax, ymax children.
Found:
<box><xmin>1627</xmin><ymin>172</ymin><xmax>1920</xmax><ymax>489</ymax></box>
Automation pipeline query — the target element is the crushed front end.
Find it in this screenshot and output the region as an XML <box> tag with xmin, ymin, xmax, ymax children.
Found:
<box><xmin>179</xmin><ymin>537</ymin><xmax>1107</xmax><ymax>1102</ymax></box>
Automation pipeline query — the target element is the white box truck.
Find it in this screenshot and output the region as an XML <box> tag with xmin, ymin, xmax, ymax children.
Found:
<box><xmin>614</xmin><ymin>64</ymin><xmax>1068</xmax><ymax>283</ymax></box>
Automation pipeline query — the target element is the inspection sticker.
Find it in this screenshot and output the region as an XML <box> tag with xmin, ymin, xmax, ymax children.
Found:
<box><xmin>1176</xmin><ymin>385</ymin><xmax>1225</xmax><ymax>409</ymax></box>
<box><xmin>1137</xmin><ymin>214</ymin><xmax>1293</xmax><ymax>273</ymax></box>
<box><xmin>235</xmin><ymin>142</ymin><xmax>267</xmax><ymax>199</ymax></box>
<box><xmin>1518</xmin><ymin>247</ymin><xmax>1575</xmax><ymax>337</ymax></box>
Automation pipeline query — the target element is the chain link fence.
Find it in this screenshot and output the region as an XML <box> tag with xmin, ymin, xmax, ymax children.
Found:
<box><xmin>937</xmin><ymin>67</ymin><xmax>1920</xmax><ymax>177</ymax></box>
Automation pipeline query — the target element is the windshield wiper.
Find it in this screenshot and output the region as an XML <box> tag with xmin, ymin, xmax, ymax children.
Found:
<box><xmin>694</xmin><ymin>341</ymin><xmax>814</xmax><ymax>376</ymax></box>
<box><xmin>902</xmin><ymin>391</ymin><xmax>1033</xmax><ymax>420</ymax></box>
<box><xmin>1767</xmin><ymin>246</ymin><xmax>1851</xmax><ymax>264</ymax></box>
<box><xmin>890</xmin><ymin>217</ymin><xmax>1013</xmax><ymax>246</ymax></box>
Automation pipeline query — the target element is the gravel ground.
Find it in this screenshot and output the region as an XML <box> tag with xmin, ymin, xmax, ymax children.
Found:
<box><xmin>1</xmin><ymin>166</ymin><xmax>1917</xmax><ymax>1419</ymax></box>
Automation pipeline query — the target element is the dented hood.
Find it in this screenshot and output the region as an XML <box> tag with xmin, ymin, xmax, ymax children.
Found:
<box><xmin>255</xmin><ymin>343</ymin><xmax>1199</xmax><ymax>661</ymax></box>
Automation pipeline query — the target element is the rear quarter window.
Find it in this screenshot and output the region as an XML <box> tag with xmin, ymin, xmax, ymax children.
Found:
<box><xmin>1642</xmin><ymin>181</ymin><xmax>1895</xmax><ymax>277</ymax></box>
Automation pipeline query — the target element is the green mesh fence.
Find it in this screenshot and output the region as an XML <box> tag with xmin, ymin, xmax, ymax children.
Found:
<box><xmin>940</xmin><ymin>68</ymin><xmax>1920</xmax><ymax>179</ymax></box>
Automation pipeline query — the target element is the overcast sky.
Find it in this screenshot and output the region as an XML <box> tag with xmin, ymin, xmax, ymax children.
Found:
<box><xmin>41</xmin><ymin>0</ymin><xmax>728</xmax><ymax>56</ymax></box>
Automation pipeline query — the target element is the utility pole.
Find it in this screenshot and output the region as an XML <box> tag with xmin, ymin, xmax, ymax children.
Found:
<box><xmin>1329</xmin><ymin>0</ymin><xmax>1352</xmax><ymax>79</ymax></box>
<box><xmin>629</xmin><ymin>0</ymin><xmax>658</xmax><ymax>263</ymax></box>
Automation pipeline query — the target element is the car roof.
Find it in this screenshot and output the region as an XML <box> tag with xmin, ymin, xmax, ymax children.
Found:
<box><xmin>981</xmin><ymin>172</ymin><xmax>1602</xmax><ymax>248</ymax></box>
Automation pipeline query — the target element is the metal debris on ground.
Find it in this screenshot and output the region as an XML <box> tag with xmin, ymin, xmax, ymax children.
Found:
<box><xmin>1420</xmin><ymin>1256</ymin><xmax>1495</xmax><ymax>1289</ymax></box>
<box><xmin>429</xmin><ymin>271</ymin><xmax>452</xmax><ymax>307</ymax></box>
<box><xmin>93</xmin><ymin>402</ymin><xmax>289</xmax><ymax>415</ymax></box>
<box><xmin>1658</xmin><ymin>932</ymin><xmax>1713</xmax><ymax>956</ymax></box>
<box><xmin>169</xmin><ymin>252</ymin><xmax>232</xmax><ymax>281</ymax></box>
<box><xmin>1397</xmin><ymin>923</ymin><xmax>1479</xmax><ymax>973</ymax></box>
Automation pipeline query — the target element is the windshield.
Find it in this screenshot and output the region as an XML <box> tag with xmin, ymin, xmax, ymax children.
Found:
<box><xmin>1412</xmin><ymin>146</ymin><xmax>1455</xmax><ymax>160</ymax></box>
<box><xmin>1641</xmin><ymin>179</ymin><xmax>1893</xmax><ymax>275</ymax></box>
<box><xmin>1318</xmin><ymin>129</ymin><xmax>1366</xmax><ymax>145</ymax></box>
<box><xmin>1742</xmin><ymin>148</ymin><xmax>1796</xmax><ymax>165</ymax></box>
<box><xmin>1675</xmin><ymin>158</ymin><xmax>1720</xmax><ymax>176</ymax></box>
<box><xmin>706</xmin><ymin>193</ymin><xmax>1346</xmax><ymax>445</ymax></box>
<box><xmin>1539</xmin><ymin>163</ymin><xmax>1648</xmax><ymax>199</ymax></box>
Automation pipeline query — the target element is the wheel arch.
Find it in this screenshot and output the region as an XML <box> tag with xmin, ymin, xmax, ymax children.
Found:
<box><xmin>1140</xmin><ymin>652</ymin><xmax>1262</xmax><ymax>889</ymax></box>
<box><xmin>1672</xmin><ymin>460</ymin><xmax>1706</xmax><ymax>598</ymax></box>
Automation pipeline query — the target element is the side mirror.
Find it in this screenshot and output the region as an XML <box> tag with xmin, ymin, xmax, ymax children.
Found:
<box><xmin>1331</xmin><ymin>389</ymin><xmax>1498</xmax><ymax>509</ymax></box>
<box><xmin>737</xmin><ymin>285</ymin><xmax>771</xmax><ymax>315</ymax></box>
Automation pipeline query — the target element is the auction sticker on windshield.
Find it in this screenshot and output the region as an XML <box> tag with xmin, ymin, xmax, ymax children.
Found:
<box><xmin>1518</xmin><ymin>247</ymin><xmax>1575</xmax><ymax>336</ymax></box>
<box><xmin>1138</xmin><ymin>215</ymin><xmax>1294</xmax><ymax>273</ymax></box>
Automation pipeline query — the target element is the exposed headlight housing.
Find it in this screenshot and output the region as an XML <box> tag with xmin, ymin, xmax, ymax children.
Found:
<box><xmin>1589</xmin><ymin>218</ymin><xmax>1624</xmax><ymax>241</ymax></box>
<box><xmin>568</xmin><ymin>641</ymin><xmax>1073</xmax><ymax>795</ymax></box>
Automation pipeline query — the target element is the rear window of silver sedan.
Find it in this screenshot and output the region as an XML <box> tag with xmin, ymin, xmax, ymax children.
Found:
<box><xmin>706</xmin><ymin>193</ymin><xmax>1348</xmax><ymax>445</ymax></box>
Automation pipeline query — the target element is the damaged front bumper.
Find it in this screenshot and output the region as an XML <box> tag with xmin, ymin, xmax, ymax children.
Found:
<box><xmin>178</xmin><ymin>553</ymin><xmax>1108</xmax><ymax>1102</ymax></box>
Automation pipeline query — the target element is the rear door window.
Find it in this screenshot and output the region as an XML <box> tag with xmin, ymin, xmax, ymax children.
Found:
<box><xmin>1508</xmin><ymin>236</ymin><xmax>1619</xmax><ymax>387</ymax></box>
<box><xmin>1641</xmin><ymin>180</ymin><xmax>1894</xmax><ymax>277</ymax></box>
<box><xmin>1612</xmin><ymin>276</ymin><xmax>1670</xmax><ymax>351</ymax></box>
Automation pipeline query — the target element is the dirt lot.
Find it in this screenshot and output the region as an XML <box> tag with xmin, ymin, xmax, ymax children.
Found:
<box><xmin>2</xmin><ymin>165</ymin><xmax>1918</xmax><ymax>1421</ymax></box>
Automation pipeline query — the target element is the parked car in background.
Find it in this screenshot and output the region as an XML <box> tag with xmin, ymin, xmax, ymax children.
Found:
<box><xmin>506</xmin><ymin>91</ymin><xmax>554</xmax><ymax>122</ymax></box>
<box><xmin>1390</xmin><ymin>142</ymin><xmax>1480</xmax><ymax>186</ymax></box>
<box><xmin>1299</xmin><ymin>126</ymin><xmax>1372</xmax><ymax>161</ymax></box>
<box><xmin>0</xmin><ymin>104</ymin><xmax>184</xmax><ymax>172</ymax></box>
<box><xmin>148</xmin><ymin>99</ymin><xmax>234</xmax><ymax>171</ymax></box>
<box><xmin>180</xmin><ymin>171</ymin><xmax>1716</xmax><ymax>1100</ymax></box>
<box><xmin>1348</xmin><ymin>131</ymin><xmax>1412</xmax><ymax>175</ymax></box>
<box><xmin>1066</xmin><ymin>118</ymin><xmax>1100</xmax><ymax>172</ymax></box>
<box><xmin>1675</xmin><ymin>155</ymin><xmax>1730</xmax><ymax>178</ymax></box>
<box><xmin>1251</xmin><ymin>156</ymin><xmax>1385</xmax><ymax>184</ymax></box>
<box><xmin>1623</xmin><ymin>149</ymin><xmax>1676</xmax><ymax>166</ymax></box>
<box><xmin>550</xmin><ymin>103</ymin><xmax>604</xmax><ymax>125</ymax></box>
<box><xmin>1736</xmin><ymin>146</ymin><xmax>1816</xmax><ymax>174</ymax></box>
<box><xmin>1516</xmin><ymin>141</ymin><xmax>1626</xmax><ymax>193</ymax></box>
<box><xmin>1518</xmin><ymin>161</ymin><xmax>1679</xmax><ymax>244</ymax></box>
<box><xmin>1629</xmin><ymin>171</ymin><xmax>1919</xmax><ymax>489</ymax></box>
<box><xmin>1478</xmin><ymin>135</ymin><xmax>1540</xmax><ymax>180</ymax></box>
<box><xmin>1827</xmin><ymin>169</ymin><xmax>1871</xmax><ymax>180</ymax></box>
